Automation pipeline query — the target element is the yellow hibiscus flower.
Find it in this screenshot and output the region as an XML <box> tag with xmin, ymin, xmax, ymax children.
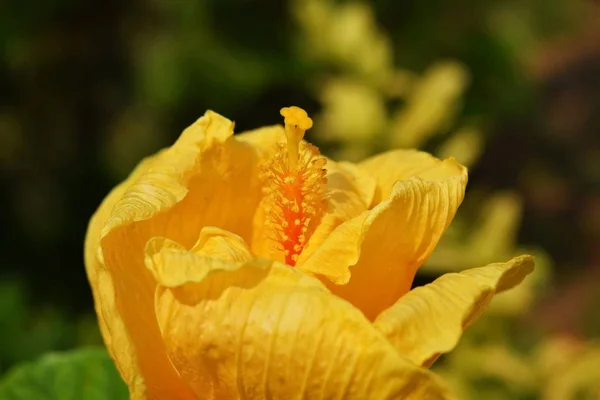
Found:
<box><xmin>84</xmin><ymin>106</ymin><xmax>534</xmax><ymax>399</ymax></box>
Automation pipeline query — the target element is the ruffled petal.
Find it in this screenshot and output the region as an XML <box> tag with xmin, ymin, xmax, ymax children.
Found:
<box><xmin>359</xmin><ymin>149</ymin><xmax>465</xmax><ymax>206</ymax></box>
<box><xmin>373</xmin><ymin>255</ymin><xmax>534</xmax><ymax>367</ymax></box>
<box><xmin>84</xmin><ymin>153</ymin><xmax>164</xmax><ymax>398</ymax></box>
<box><xmin>85</xmin><ymin>111</ymin><xmax>283</xmax><ymax>399</ymax></box>
<box><xmin>145</xmin><ymin>228</ymin><xmax>253</xmax><ymax>288</ymax></box>
<box><xmin>145</xmin><ymin>234</ymin><xmax>455</xmax><ymax>400</ymax></box>
<box><xmin>298</xmin><ymin>154</ymin><xmax>467</xmax><ymax>320</ymax></box>
<box><xmin>296</xmin><ymin>160</ymin><xmax>375</xmax><ymax>265</ymax></box>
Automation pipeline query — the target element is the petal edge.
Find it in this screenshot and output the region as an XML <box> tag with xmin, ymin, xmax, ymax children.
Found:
<box><xmin>373</xmin><ymin>255</ymin><xmax>535</xmax><ymax>367</ymax></box>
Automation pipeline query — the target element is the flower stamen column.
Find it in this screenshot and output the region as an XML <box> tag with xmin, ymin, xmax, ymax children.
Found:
<box><xmin>261</xmin><ymin>106</ymin><xmax>328</xmax><ymax>266</ymax></box>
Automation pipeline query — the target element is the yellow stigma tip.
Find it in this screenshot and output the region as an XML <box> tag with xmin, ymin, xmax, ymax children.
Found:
<box><xmin>280</xmin><ymin>106</ymin><xmax>314</xmax><ymax>171</ymax></box>
<box><xmin>280</xmin><ymin>106</ymin><xmax>313</xmax><ymax>131</ymax></box>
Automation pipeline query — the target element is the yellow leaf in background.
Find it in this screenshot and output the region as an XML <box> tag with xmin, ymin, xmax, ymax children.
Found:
<box><xmin>433</xmin><ymin>332</ymin><xmax>600</xmax><ymax>400</ymax></box>
<box><xmin>435</xmin><ymin>125</ymin><xmax>483</xmax><ymax>169</ymax></box>
<box><xmin>317</xmin><ymin>79</ymin><xmax>387</xmax><ymax>144</ymax></box>
<box><xmin>545</xmin><ymin>355</ymin><xmax>600</xmax><ymax>400</ymax></box>
<box><xmin>85</xmin><ymin>106</ymin><xmax>533</xmax><ymax>399</ymax></box>
<box><xmin>537</xmin><ymin>336</ymin><xmax>600</xmax><ymax>400</ymax></box>
<box><xmin>292</xmin><ymin>0</ymin><xmax>393</xmax><ymax>81</ymax></box>
<box><xmin>380</xmin><ymin>69</ymin><xmax>417</xmax><ymax>98</ymax></box>
<box><xmin>391</xmin><ymin>61</ymin><xmax>469</xmax><ymax>149</ymax></box>
<box><xmin>435</xmin><ymin>342</ymin><xmax>538</xmax><ymax>398</ymax></box>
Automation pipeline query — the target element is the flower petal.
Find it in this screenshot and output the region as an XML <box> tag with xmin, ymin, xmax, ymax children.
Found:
<box><xmin>298</xmin><ymin>154</ymin><xmax>467</xmax><ymax>320</ymax></box>
<box><xmin>359</xmin><ymin>149</ymin><xmax>465</xmax><ymax>206</ymax></box>
<box><xmin>146</xmin><ymin>236</ymin><xmax>455</xmax><ymax>399</ymax></box>
<box><xmin>145</xmin><ymin>227</ymin><xmax>253</xmax><ymax>288</ymax></box>
<box><xmin>372</xmin><ymin>255</ymin><xmax>534</xmax><ymax>367</ymax></box>
<box><xmin>296</xmin><ymin>160</ymin><xmax>375</xmax><ymax>265</ymax></box>
<box><xmin>85</xmin><ymin>111</ymin><xmax>283</xmax><ymax>398</ymax></box>
<box><xmin>84</xmin><ymin>153</ymin><xmax>164</xmax><ymax>398</ymax></box>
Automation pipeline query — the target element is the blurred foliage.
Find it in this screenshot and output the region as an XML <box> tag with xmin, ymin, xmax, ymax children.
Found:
<box><xmin>1</xmin><ymin>0</ymin><xmax>599</xmax><ymax>397</ymax></box>
<box><xmin>0</xmin><ymin>347</ymin><xmax>127</xmax><ymax>400</ymax></box>
<box><xmin>0</xmin><ymin>278</ymin><xmax>102</xmax><ymax>374</ymax></box>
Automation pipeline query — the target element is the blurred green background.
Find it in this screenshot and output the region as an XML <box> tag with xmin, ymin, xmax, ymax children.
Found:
<box><xmin>1</xmin><ymin>0</ymin><xmax>599</xmax><ymax>398</ymax></box>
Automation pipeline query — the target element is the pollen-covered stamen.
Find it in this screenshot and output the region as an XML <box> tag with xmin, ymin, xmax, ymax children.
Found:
<box><xmin>260</xmin><ymin>107</ymin><xmax>327</xmax><ymax>266</ymax></box>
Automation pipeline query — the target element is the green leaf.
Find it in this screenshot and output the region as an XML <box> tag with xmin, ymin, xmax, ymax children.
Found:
<box><xmin>0</xmin><ymin>347</ymin><xmax>128</xmax><ymax>400</ymax></box>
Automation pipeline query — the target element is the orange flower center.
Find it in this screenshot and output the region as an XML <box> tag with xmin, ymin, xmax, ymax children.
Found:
<box><xmin>261</xmin><ymin>107</ymin><xmax>327</xmax><ymax>266</ymax></box>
